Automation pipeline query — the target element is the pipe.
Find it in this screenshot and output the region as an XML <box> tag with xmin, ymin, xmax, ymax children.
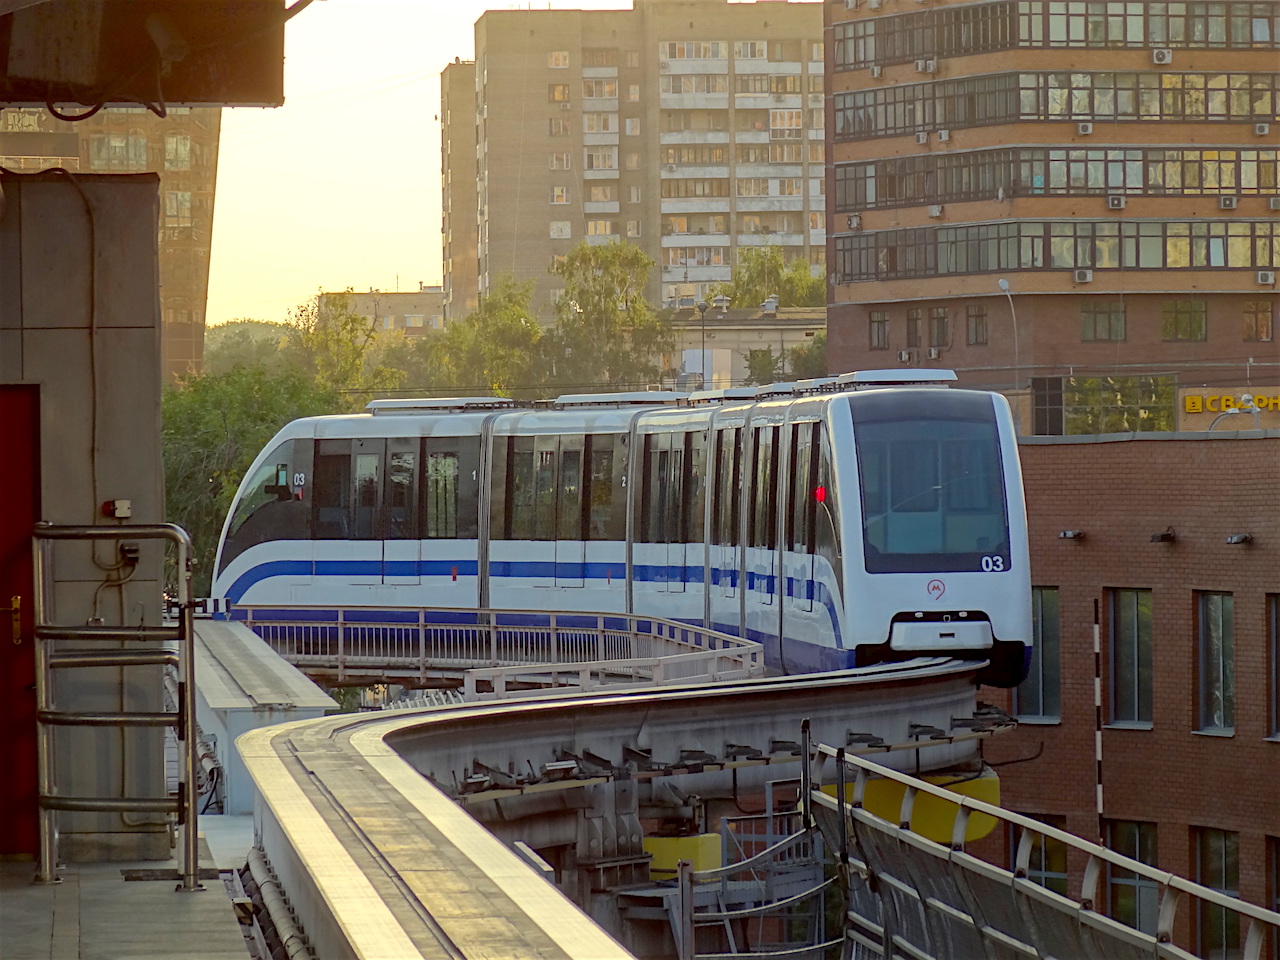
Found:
<box><xmin>248</xmin><ymin>847</ymin><xmax>312</xmax><ymax>960</ymax></box>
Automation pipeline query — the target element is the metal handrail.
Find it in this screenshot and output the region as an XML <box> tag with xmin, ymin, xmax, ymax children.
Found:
<box><xmin>32</xmin><ymin>522</ymin><xmax>201</xmax><ymax>892</ymax></box>
<box><xmin>815</xmin><ymin>744</ymin><xmax>1280</xmax><ymax>955</ymax></box>
<box><xmin>232</xmin><ymin>603</ymin><xmax>763</xmax><ymax>691</ymax></box>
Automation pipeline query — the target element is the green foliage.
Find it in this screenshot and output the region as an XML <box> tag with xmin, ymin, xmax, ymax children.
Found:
<box><xmin>280</xmin><ymin>290</ymin><xmax>405</xmax><ymax>408</ymax></box>
<box><xmin>711</xmin><ymin>246</ymin><xmax>826</xmax><ymax>309</ymax></box>
<box><xmin>203</xmin><ymin>320</ymin><xmax>289</xmax><ymax>376</ymax></box>
<box><xmin>742</xmin><ymin>347</ymin><xmax>786</xmax><ymax>386</ymax></box>
<box><xmin>548</xmin><ymin>240</ymin><xmax>673</xmax><ymax>390</ymax></box>
<box><xmin>788</xmin><ymin>332</ymin><xmax>827</xmax><ymax>379</ymax></box>
<box><xmin>434</xmin><ymin>276</ymin><xmax>545</xmax><ymax>397</ymax></box>
<box><xmin>163</xmin><ymin>365</ymin><xmax>338</xmax><ymax>593</ymax></box>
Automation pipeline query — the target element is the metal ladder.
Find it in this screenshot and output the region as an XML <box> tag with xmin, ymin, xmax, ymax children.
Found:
<box><xmin>31</xmin><ymin>522</ymin><xmax>201</xmax><ymax>891</ymax></box>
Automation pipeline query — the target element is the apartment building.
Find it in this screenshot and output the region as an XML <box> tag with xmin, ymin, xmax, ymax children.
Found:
<box><xmin>442</xmin><ymin>59</ymin><xmax>479</xmax><ymax>323</ymax></box>
<box><xmin>826</xmin><ymin>0</ymin><xmax>1280</xmax><ymax>434</ymax></box>
<box><xmin>0</xmin><ymin>105</ymin><xmax>220</xmax><ymax>380</ymax></box>
<box><xmin>322</xmin><ymin>284</ymin><xmax>446</xmax><ymax>335</ymax></box>
<box><xmin>444</xmin><ymin>0</ymin><xmax>825</xmax><ymax>318</ymax></box>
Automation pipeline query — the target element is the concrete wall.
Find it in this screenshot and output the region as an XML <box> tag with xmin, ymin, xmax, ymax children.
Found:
<box><xmin>0</xmin><ymin>170</ymin><xmax>167</xmax><ymax>860</ymax></box>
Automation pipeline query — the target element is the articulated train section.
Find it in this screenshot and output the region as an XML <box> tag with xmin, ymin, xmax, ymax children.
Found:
<box><xmin>239</xmin><ymin>659</ymin><xmax>993</xmax><ymax>959</ymax></box>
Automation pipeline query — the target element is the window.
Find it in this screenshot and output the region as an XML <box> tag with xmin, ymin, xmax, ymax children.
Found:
<box><xmin>625</xmin><ymin>117</ymin><xmax>640</xmax><ymax>136</ymax></box>
<box><xmin>626</xmin><ymin>51</ymin><xmax>640</xmax><ymax>69</ymax></box>
<box><xmin>1012</xmin><ymin>815</ymin><xmax>1068</xmax><ymax>896</ymax></box>
<box><xmin>583</xmin><ymin>113</ymin><xmax>618</xmax><ymax>134</ymax></box>
<box><xmin>929</xmin><ymin>307</ymin><xmax>949</xmax><ymax>347</ymax></box>
<box><xmin>870</xmin><ymin>311</ymin><xmax>889</xmax><ymax>350</ymax></box>
<box><xmin>550</xmin><ymin>185</ymin><xmax>569</xmax><ymax>204</ymax></box>
<box><xmin>770</xmin><ymin>75</ymin><xmax>801</xmax><ymax>94</ymax></box>
<box><xmin>549</xmin><ymin>117</ymin><xmax>571</xmax><ymax>136</ymax></box>
<box><xmin>165</xmin><ymin>191</ymin><xmax>192</xmax><ymax>227</ymax></box>
<box><xmin>1015</xmin><ymin>587</ymin><xmax>1060</xmax><ymax>719</ymax></box>
<box><xmin>628</xmin><ymin>185</ymin><xmax>642</xmax><ymax>204</ymax></box>
<box><xmin>1082</xmin><ymin>301</ymin><xmax>1126</xmax><ymax>341</ymax></box>
<box><xmin>549</xmin><ymin>151</ymin><xmax>571</xmax><ymax>170</ymax></box>
<box><xmin>550</xmin><ymin>221</ymin><xmax>571</xmax><ymax>239</ymax></box>
<box><xmin>548</xmin><ymin>83</ymin><xmax>570</xmax><ymax>102</ymax></box>
<box><xmin>164</xmin><ymin>133</ymin><xmax>190</xmax><ymax>171</ymax></box>
<box><xmin>967</xmin><ymin>305</ymin><xmax>989</xmax><ymax>345</ymax></box>
<box><xmin>736</xmin><ymin>178</ymin><xmax>770</xmax><ymax>197</ymax></box>
<box><xmin>548</xmin><ymin>50</ymin><xmax>569</xmax><ymax>68</ymax></box>
<box><xmin>1162</xmin><ymin>300</ymin><xmax>1208</xmax><ymax>341</ymax></box>
<box><xmin>1195</xmin><ymin>828</ymin><xmax>1240</xmax><ymax>960</ymax></box>
<box><xmin>1270</xmin><ymin>595</ymin><xmax>1279</xmax><ymax>738</ymax></box>
<box><xmin>584</xmin><ymin>148</ymin><xmax>617</xmax><ymax>170</ymax></box>
<box><xmin>734</xmin><ymin>40</ymin><xmax>767</xmax><ymax>59</ymax></box>
<box><xmin>586</xmin><ymin>220</ymin><xmax>617</xmax><ymax>236</ymax></box>
<box><xmin>736</xmin><ymin>74</ymin><xmax>769</xmax><ymax>95</ymax></box>
<box><xmin>588</xmin><ymin>184</ymin><xmax>614</xmax><ymax>203</ymax></box>
<box><xmin>626</xmin><ymin>220</ymin><xmax>642</xmax><ymax>238</ymax></box>
<box><xmin>1244</xmin><ymin>300</ymin><xmax>1274</xmax><ymax>341</ymax></box>
<box><xmin>582</xmin><ymin>78</ymin><xmax>618</xmax><ymax>99</ymax></box>
<box><xmin>625</xmin><ymin>152</ymin><xmax>641</xmax><ymax>170</ymax></box>
<box><xmin>1106</xmin><ymin>821</ymin><xmax>1158</xmax><ymax>936</ymax></box>
<box><xmin>778</xmin><ymin>178</ymin><xmax>803</xmax><ymax>196</ymax></box>
<box><xmin>1110</xmin><ymin>588</ymin><xmax>1153</xmax><ymax>725</ymax></box>
<box><xmin>661</xmin><ymin>41</ymin><xmax>727</xmax><ymax>60</ymax></box>
<box><xmin>906</xmin><ymin>308</ymin><xmax>922</xmax><ymax>348</ymax></box>
<box><xmin>627</xmin><ymin>83</ymin><xmax>640</xmax><ymax>102</ymax></box>
<box><xmin>1198</xmin><ymin>592</ymin><xmax>1235</xmax><ymax>733</ymax></box>
<box><xmin>770</xmin><ymin>109</ymin><xmax>804</xmax><ymax>140</ymax></box>
<box><xmin>582</xmin><ymin>48</ymin><xmax>617</xmax><ymax>67</ymax></box>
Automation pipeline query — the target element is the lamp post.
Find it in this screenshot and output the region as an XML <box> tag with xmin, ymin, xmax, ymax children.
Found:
<box><xmin>696</xmin><ymin>299</ymin><xmax>709</xmax><ymax>388</ymax></box>
<box><xmin>997</xmin><ymin>278</ymin><xmax>1021</xmax><ymax>432</ymax></box>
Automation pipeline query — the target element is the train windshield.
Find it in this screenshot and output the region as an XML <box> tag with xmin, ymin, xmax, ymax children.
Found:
<box><xmin>850</xmin><ymin>391</ymin><xmax>1009</xmax><ymax>574</ymax></box>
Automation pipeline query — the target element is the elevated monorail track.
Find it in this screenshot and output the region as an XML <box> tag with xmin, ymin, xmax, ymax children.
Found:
<box><xmin>238</xmin><ymin>658</ymin><xmax>992</xmax><ymax>959</ymax></box>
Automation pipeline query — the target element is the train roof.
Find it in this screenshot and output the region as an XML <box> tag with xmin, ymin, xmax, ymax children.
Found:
<box><xmin>366</xmin><ymin>397</ymin><xmax>518</xmax><ymax>414</ymax></box>
<box><xmin>836</xmin><ymin>369</ymin><xmax>957</xmax><ymax>388</ymax></box>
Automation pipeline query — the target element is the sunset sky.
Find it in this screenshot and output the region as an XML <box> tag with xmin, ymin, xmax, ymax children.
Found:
<box><xmin>206</xmin><ymin>0</ymin><xmax>631</xmax><ymax>326</ymax></box>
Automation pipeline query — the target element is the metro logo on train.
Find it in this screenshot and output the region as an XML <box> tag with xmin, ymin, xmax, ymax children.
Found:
<box><xmin>211</xmin><ymin>371</ymin><xmax>1033</xmax><ymax>687</ymax></box>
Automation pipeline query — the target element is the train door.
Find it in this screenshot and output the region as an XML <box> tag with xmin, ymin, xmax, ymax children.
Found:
<box><xmin>0</xmin><ymin>386</ymin><xmax>38</xmax><ymax>855</ymax></box>
<box><xmin>745</xmin><ymin>422</ymin><xmax>780</xmax><ymax>651</ymax></box>
<box><xmin>785</xmin><ymin>421</ymin><xmax>818</xmax><ymax>618</ymax></box>
<box><xmin>708</xmin><ymin>425</ymin><xmax>742</xmax><ymax>636</ymax></box>
<box><xmin>555</xmin><ymin>436</ymin><xmax>585</xmax><ymax>588</ymax></box>
<box><xmin>424</xmin><ymin>436</ymin><xmax>481</xmax><ymax>606</ymax></box>
<box><xmin>382</xmin><ymin>438</ymin><xmax>420</xmax><ymax>585</ymax></box>
<box><xmin>347</xmin><ymin>438</ymin><xmax>384</xmax><ymax>586</ymax></box>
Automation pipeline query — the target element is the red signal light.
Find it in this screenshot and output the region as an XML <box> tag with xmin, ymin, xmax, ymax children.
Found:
<box><xmin>814</xmin><ymin>485</ymin><xmax>827</xmax><ymax>503</ymax></box>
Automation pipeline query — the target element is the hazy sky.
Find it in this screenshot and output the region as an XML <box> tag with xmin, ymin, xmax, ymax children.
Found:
<box><xmin>206</xmin><ymin>0</ymin><xmax>629</xmax><ymax>327</ymax></box>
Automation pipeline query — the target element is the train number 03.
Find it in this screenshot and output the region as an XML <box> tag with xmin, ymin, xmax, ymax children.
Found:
<box><xmin>981</xmin><ymin>555</ymin><xmax>1005</xmax><ymax>572</ymax></box>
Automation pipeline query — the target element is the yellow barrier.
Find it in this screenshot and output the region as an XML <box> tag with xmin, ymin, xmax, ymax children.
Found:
<box><xmin>822</xmin><ymin>767</ymin><xmax>1000</xmax><ymax>843</ymax></box>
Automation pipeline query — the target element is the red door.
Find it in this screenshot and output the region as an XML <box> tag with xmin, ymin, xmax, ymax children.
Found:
<box><xmin>0</xmin><ymin>385</ymin><xmax>39</xmax><ymax>855</ymax></box>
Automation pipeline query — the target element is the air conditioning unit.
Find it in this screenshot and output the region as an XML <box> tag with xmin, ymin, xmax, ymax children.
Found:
<box><xmin>914</xmin><ymin>58</ymin><xmax>935</xmax><ymax>73</ymax></box>
<box><xmin>927</xmin><ymin>203</ymin><xmax>944</xmax><ymax>217</ymax></box>
<box><xmin>914</xmin><ymin>131</ymin><xmax>929</xmax><ymax>144</ymax></box>
<box><xmin>659</xmin><ymin>61</ymin><xmax>670</xmax><ymax>71</ymax></box>
<box><xmin>1255</xmin><ymin>122</ymin><xmax>1271</xmax><ymax>136</ymax></box>
<box><xmin>898</xmin><ymin>350</ymin><xmax>912</xmax><ymax>362</ymax></box>
<box><xmin>1077</xmin><ymin>121</ymin><xmax>1094</xmax><ymax>135</ymax></box>
<box><xmin>1073</xmin><ymin>268</ymin><xmax>1094</xmax><ymax>283</ymax></box>
<box><xmin>1269</xmin><ymin>197</ymin><xmax>1280</xmax><ymax>211</ymax></box>
<box><xmin>1107</xmin><ymin>195</ymin><xmax>1127</xmax><ymax>210</ymax></box>
<box><xmin>1258</xmin><ymin>270</ymin><xmax>1277</xmax><ymax>286</ymax></box>
<box><xmin>1151</xmin><ymin>48</ymin><xmax>1173</xmax><ymax>65</ymax></box>
<box><xmin>869</xmin><ymin>65</ymin><xmax>883</xmax><ymax>78</ymax></box>
<box><xmin>867</xmin><ymin>0</ymin><xmax>882</xmax><ymax>9</ymax></box>
<box><xmin>844</xmin><ymin>0</ymin><xmax>857</xmax><ymax>8</ymax></box>
<box><xmin>665</xmin><ymin>163</ymin><xmax>677</xmax><ymax>172</ymax></box>
<box><xmin>937</xmin><ymin>129</ymin><xmax>950</xmax><ymax>141</ymax></box>
<box><xmin>846</xmin><ymin>214</ymin><xmax>862</xmax><ymax>230</ymax></box>
<box><xmin>1219</xmin><ymin>196</ymin><xmax>1239</xmax><ymax>210</ymax></box>
<box><xmin>560</xmin><ymin>101</ymin><xmax>572</xmax><ymax>110</ymax></box>
<box><xmin>927</xmin><ymin>347</ymin><xmax>942</xmax><ymax>360</ymax></box>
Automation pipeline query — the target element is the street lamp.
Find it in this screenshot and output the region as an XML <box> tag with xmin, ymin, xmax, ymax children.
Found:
<box><xmin>696</xmin><ymin>300</ymin><xmax>709</xmax><ymax>388</ymax></box>
<box><xmin>997</xmin><ymin>278</ymin><xmax>1019</xmax><ymax>390</ymax></box>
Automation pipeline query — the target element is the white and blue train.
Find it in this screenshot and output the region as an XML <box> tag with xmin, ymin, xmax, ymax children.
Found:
<box><xmin>212</xmin><ymin>370</ymin><xmax>1032</xmax><ymax>686</ymax></box>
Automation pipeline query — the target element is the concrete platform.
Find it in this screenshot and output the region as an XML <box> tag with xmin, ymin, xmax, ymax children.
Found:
<box><xmin>0</xmin><ymin>815</ymin><xmax>254</xmax><ymax>960</ymax></box>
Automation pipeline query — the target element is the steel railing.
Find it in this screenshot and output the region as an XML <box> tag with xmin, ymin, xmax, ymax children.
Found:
<box><xmin>32</xmin><ymin>523</ymin><xmax>201</xmax><ymax>891</ymax></box>
<box><xmin>231</xmin><ymin>604</ymin><xmax>763</xmax><ymax>694</ymax></box>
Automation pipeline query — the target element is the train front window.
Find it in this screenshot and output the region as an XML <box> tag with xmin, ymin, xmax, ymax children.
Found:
<box><xmin>851</xmin><ymin>391</ymin><xmax>1009</xmax><ymax>574</ymax></box>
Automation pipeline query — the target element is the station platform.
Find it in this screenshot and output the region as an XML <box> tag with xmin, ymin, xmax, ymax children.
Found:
<box><xmin>0</xmin><ymin>815</ymin><xmax>255</xmax><ymax>960</ymax></box>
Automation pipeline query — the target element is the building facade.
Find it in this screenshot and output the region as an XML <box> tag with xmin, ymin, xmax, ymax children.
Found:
<box><xmin>445</xmin><ymin>0</ymin><xmax>826</xmax><ymax>318</ymax></box>
<box><xmin>323</xmin><ymin>284</ymin><xmax>447</xmax><ymax>335</ymax></box>
<box><xmin>985</xmin><ymin>432</ymin><xmax>1280</xmax><ymax>955</ymax></box>
<box><xmin>826</xmin><ymin>0</ymin><xmax>1280</xmax><ymax>433</ymax></box>
<box><xmin>441</xmin><ymin>59</ymin><xmax>479</xmax><ymax>322</ymax></box>
<box><xmin>0</xmin><ymin>105</ymin><xmax>221</xmax><ymax>380</ymax></box>
<box><xmin>668</xmin><ymin>302</ymin><xmax>825</xmax><ymax>387</ymax></box>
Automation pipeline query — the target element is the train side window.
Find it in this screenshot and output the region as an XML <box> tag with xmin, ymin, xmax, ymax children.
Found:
<box><xmin>352</xmin><ymin>447</ymin><xmax>380</xmax><ymax>539</ymax></box>
<box><xmin>640</xmin><ymin>434</ymin><xmax>665</xmax><ymax>543</ymax></box>
<box><xmin>814</xmin><ymin>431</ymin><xmax>843</xmax><ymax>582</ymax></box>
<box><xmin>558</xmin><ymin>436</ymin><xmax>585</xmax><ymax>541</ymax></box>
<box><xmin>312</xmin><ymin>440</ymin><xmax>351</xmax><ymax>539</ymax></box>
<box><xmin>454</xmin><ymin>437</ymin><xmax>480</xmax><ymax>539</ymax></box>
<box><xmin>687</xmin><ymin>431</ymin><xmax>706</xmax><ymax>543</ymax></box>
<box><xmin>386</xmin><ymin>444</ymin><xmax>417</xmax><ymax>539</ymax></box>
<box><xmin>712</xmin><ymin>428</ymin><xmax>741</xmax><ymax>547</ymax></box>
<box><xmin>533</xmin><ymin>438</ymin><xmax>558</xmax><ymax>541</ymax></box>
<box><xmin>789</xmin><ymin>422</ymin><xmax>818</xmax><ymax>553</ymax></box>
<box><xmin>506</xmin><ymin>437</ymin><xmax>536</xmax><ymax>540</ymax></box>
<box><xmin>585</xmin><ymin>434</ymin><xmax>623</xmax><ymax>540</ymax></box>
<box><xmin>219</xmin><ymin>439</ymin><xmax>309</xmax><ymax>572</ymax></box>
<box><xmin>750</xmin><ymin>426</ymin><xmax>778</xmax><ymax>549</ymax></box>
<box><xmin>669</xmin><ymin>435</ymin><xmax>686</xmax><ymax>543</ymax></box>
<box><xmin>423</xmin><ymin>451</ymin><xmax>458</xmax><ymax>538</ymax></box>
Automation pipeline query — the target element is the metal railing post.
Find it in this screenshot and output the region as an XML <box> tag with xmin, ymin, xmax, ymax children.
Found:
<box><xmin>32</xmin><ymin>535</ymin><xmax>57</xmax><ymax>884</ymax></box>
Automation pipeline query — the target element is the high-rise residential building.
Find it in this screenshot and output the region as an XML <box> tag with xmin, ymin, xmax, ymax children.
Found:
<box><xmin>441</xmin><ymin>59</ymin><xmax>479</xmax><ymax>323</ymax></box>
<box><xmin>0</xmin><ymin>105</ymin><xmax>220</xmax><ymax>380</ymax></box>
<box><xmin>444</xmin><ymin>0</ymin><xmax>825</xmax><ymax>319</ymax></box>
<box><xmin>826</xmin><ymin>1</ymin><xmax>1280</xmax><ymax>433</ymax></box>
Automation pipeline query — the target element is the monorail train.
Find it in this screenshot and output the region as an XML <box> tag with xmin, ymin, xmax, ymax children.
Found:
<box><xmin>212</xmin><ymin>370</ymin><xmax>1032</xmax><ymax>686</ymax></box>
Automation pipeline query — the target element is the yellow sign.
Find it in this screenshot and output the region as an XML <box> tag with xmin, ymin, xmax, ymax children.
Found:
<box><xmin>1183</xmin><ymin>394</ymin><xmax>1280</xmax><ymax>413</ymax></box>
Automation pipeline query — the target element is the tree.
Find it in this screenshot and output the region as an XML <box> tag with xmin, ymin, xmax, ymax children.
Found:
<box><xmin>202</xmin><ymin>319</ymin><xmax>289</xmax><ymax>375</ymax></box>
<box><xmin>742</xmin><ymin>347</ymin><xmax>785</xmax><ymax>386</ymax></box>
<box><xmin>711</xmin><ymin>246</ymin><xmax>826</xmax><ymax>309</ymax></box>
<box><xmin>280</xmin><ymin>290</ymin><xmax>404</xmax><ymax>408</ymax></box>
<box><xmin>547</xmin><ymin>240</ymin><xmax>673</xmax><ymax>390</ymax></box>
<box><xmin>788</xmin><ymin>332</ymin><xmax>827</xmax><ymax>379</ymax></box>
<box><xmin>435</xmin><ymin>275</ymin><xmax>545</xmax><ymax>397</ymax></box>
<box><xmin>163</xmin><ymin>365</ymin><xmax>339</xmax><ymax>593</ymax></box>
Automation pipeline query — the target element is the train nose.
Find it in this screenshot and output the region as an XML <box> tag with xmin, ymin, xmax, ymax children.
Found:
<box><xmin>889</xmin><ymin>619</ymin><xmax>993</xmax><ymax>652</ymax></box>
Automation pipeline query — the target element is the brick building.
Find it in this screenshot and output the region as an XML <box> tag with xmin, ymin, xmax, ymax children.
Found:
<box><xmin>825</xmin><ymin>0</ymin><xmax>1280</xmax><ymax>434</ymax></box>
<box><xmin>984</xmin><ymin>432</ymin><xmax>1280</xmax><ymax>955</ymax></box>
